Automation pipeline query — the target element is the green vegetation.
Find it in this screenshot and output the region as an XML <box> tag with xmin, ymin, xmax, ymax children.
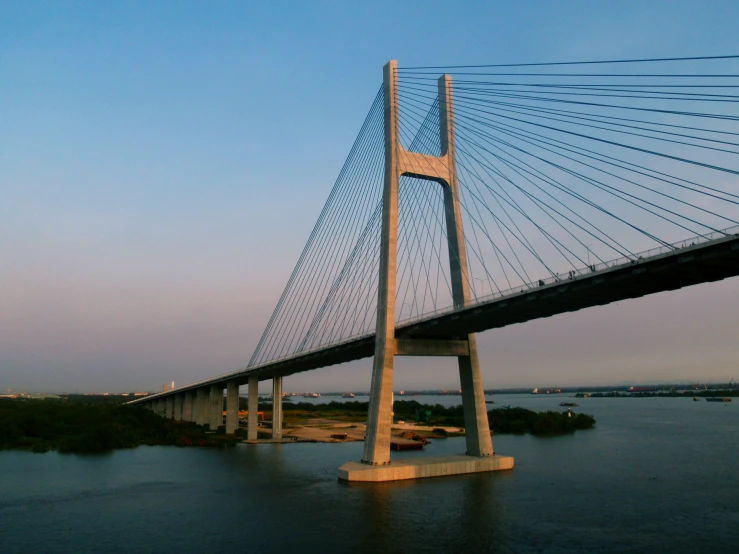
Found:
<box><xmin>488</xmin><ymin>407</ymin><xmax>595</xmax><ymax>435</ymax></box>
<box><xmin>0</xmin><ymin>398</ymin><xmax>240</xmax><ymax>454</ymax></box>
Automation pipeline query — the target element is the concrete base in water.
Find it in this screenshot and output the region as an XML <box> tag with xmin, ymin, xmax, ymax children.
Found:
<box><xmin>338</xmin><ymin>454</ymin><xmax>514</xmax><ymax>482</ymax></box>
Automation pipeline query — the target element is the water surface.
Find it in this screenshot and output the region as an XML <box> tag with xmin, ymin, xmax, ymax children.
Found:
<box><xmin>1</xmin><ymin>395</ymin><xmax>737</xmax><ymax>552</ymax></box>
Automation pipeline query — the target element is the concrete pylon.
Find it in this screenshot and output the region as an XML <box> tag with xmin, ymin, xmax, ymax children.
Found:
<box><xmin>362</xmin><ymin>60</ymin><xmax>493</xmax><ymax>466</ymax></box>
<box><xmin>247</xmin><ymin>376</ymin><xmax>259</xmax><ymax>441</ymax></box>
<box><xmin>158</xmin><ymin>398</ymin><xmax>166</xmax><ymax>416</ymax></box>
<box><xmin>209</xmin><ymin>384</ymin><xmax>223</xmax><ymax>431</ymax></box>
<box><xmin>272</xmin><ymin>376</ymin><xmax>283</xmax><ymax>439</ymax></box>
<box><xmin>183</xmin><ymin>390</ymin><xmax>195</xmax><ymax>422</ymax></box>
<box><xmin>226</xmin><ymin>380</ymin><xmax>239</xmax><ymax>434</ymax></box>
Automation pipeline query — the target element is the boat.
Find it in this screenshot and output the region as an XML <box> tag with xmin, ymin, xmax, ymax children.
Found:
<box><xmin>342</xmin><ymin>392</ymin><xmax>355</xmax><ymax>398</ymax></box>
<box><xmin>390</xmin><ymin>441</ymin><xmax>424</xmax><ymax>451</ymax></box>
<box><xmin>693</xmin><ymin>397</ymin><xmax>700</xmax><ymax>401</ymax></box>
<box><xmin>560</xmin><ymin>402</ymin><xmax>579</xmax><ymax>407</ymax></box>
<box><xmin>706</xmin><ymin>397</ymin><xmax>732</xmax><ymax>402</ymax></box>
<box><xmin>485</xmin><ymin>400</ymin><xmax>495</xmax><ymax>404</ymax></box>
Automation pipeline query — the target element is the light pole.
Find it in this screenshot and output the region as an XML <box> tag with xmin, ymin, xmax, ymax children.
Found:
<box><xmin>584</xmin><ymin>243</ymin><xmax>594</xmax><ymax>268</ymax></box>
<box><xmin>475</xmin><ymin>277</ymin><xmax>490</xmax><ymax>297</ymax></box>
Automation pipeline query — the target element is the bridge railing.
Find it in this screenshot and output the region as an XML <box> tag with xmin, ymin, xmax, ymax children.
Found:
<box><xmin>396</xmin><ymin>224</ymin><xmax>739</xmax><ymax>330</ymax></box>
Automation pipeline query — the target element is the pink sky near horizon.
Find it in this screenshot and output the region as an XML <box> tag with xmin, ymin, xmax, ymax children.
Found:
<box><xmin>2</xmin><ymin>1</ymin><xmax>739</xmax><ymax>394</ymax></box>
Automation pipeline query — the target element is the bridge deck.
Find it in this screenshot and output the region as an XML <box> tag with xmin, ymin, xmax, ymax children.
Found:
<box><xmin>128</xmin><ymin>232</ymin><xmax>739</xmax><ymax>404</ymax></box>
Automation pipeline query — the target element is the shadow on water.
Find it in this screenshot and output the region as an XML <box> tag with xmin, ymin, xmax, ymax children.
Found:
<box><xmin>342</xmin><ymin>465</ymin><xmax>512</xmax><ymax>554</ymax></box>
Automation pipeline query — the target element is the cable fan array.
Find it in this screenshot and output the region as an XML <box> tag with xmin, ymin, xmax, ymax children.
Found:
<box><xmin>250</xmin><ymin>55</ymin><xmax>739</xmax><ymax>368</ymax></box>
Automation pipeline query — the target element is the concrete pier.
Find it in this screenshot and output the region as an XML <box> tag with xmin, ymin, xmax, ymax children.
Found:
<box><xmin>183</xmin><ymin>391</ymin><xmax>195</xmax><ymax>422</ymax></box>
<box><xmin>174</xmin><ymin>394</ymin><xmax>183</xmax><ymax>421</ymax></box>
<box><xmin>209</xmin><ymin>384</ymin><xmax>223</xmax><ymax>431</ymax></box>
<box><xmin>272</xmin><ymin>377</ymin><xmax>282</xmax><ymax>439</ymax></box>
<box><xmin>226</xmin><ymin>380</ymin><xmax>239</xmax><ymax>434</ymax></box>
<box><xmin>195</xmin><ymin>388</ymin><xmax>206</xmax><ymax>426</ymax></box>
<box><xmin>157</xmin><ymin>398</ymin><xmax>166</xmax><ymax>416</ymax></box>
<box><xmin>247</xmin><ymin>376</ymin><xmax>258</xmax><ymax>440</ymax></box>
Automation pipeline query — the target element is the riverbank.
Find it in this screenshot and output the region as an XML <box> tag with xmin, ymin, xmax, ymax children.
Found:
<box><xmin>0</xmin><ymin>398</ymin><xmax>240</xmax><ymax>453</ymax></box>
<box><xmin>0</xmin><ymin>398</ymin><xmax>594</xmax><ymax>453</ymax></box>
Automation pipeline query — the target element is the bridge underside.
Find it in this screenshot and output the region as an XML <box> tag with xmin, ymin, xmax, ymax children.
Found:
<box><xmin>130</xmin><ymin>233</ymin><xmax>739</xmax><ymax>404</ymax></box>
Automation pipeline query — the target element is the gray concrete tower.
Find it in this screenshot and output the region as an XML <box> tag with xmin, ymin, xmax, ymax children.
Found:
<box><xmin>362</xmin><ymin>60</ymin><xmax>493</xmax><ymax>465</ymax></box>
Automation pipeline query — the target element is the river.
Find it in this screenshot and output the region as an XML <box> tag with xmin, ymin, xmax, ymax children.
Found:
<box><xmin>1</xmin><ymin>394</ymin><xmax>737</xmax><ymax>552</ymax></box>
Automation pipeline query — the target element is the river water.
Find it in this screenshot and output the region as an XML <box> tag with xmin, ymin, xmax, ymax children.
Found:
<box><xmin>1</xmin><ymin>394</ymin><xmax>737</xmax><ymax>553</ymax></box>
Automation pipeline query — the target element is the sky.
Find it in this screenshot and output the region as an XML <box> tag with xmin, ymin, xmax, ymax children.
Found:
<box><xmin>2</xmin><ymin>0</ymin><xmax>739</xmax><ymax>393</ymax></box>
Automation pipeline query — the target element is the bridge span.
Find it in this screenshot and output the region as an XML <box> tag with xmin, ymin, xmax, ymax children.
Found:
<box><xmin>130</xmin><ymin>228</ymin><xmax>738</xmax><ymax>394</ymax></box>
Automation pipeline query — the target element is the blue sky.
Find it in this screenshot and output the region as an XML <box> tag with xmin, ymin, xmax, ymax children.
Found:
<box><xmin>2</xmin><ymin>1</ymin><xmax>739</xmax><ymax>393</ymax></box>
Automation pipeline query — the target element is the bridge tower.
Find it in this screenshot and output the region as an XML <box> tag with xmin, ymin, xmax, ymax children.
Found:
<box><xmin>362</xmin><ymin>60</ymin><xmax>494</xmax><ymax>466</ymax></box>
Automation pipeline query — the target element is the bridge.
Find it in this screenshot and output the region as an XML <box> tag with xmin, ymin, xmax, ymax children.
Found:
<box><xmin>128</xmin><ymin>56</ymin><xmax>739</xmax><ymax>481</ymax></box>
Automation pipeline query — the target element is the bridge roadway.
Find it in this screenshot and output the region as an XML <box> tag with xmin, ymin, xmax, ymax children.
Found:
<box><xmin>128</xmin><ymin>230</ymin><xmax>739</xmax><ymax>405</ymax></box>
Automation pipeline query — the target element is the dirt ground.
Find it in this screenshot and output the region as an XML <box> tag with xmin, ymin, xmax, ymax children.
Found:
<box><xmin>278</xmin><ymin>418</ymin><xmax>464</xmax><ymax>444</ymax></box>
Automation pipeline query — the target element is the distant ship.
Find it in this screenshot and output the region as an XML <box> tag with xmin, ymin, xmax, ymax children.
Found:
<box><xmin>532</xmin><ymin>388</ymin><xmax>562</xmax><ymax>394</ymax></box>
<box><xmin>303</xmin><ymin>392</ymin><xmax>320</xmax><ymax>398</ymax></box>
<box><xmin>342</xmin><ymin>392</ymin><xmax>355</xmax><ymax>398</ymax></box>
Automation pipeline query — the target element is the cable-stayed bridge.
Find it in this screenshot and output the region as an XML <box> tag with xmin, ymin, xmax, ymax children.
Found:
<box><xmin>130</xmin><ymin>56</ymin><xmax>739</xmax><ymax>481</ymax></box>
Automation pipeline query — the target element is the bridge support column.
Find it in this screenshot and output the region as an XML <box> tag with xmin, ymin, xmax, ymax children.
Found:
<box><xmin>157</xmin><ymin>398</ymin><xmax>166</xmax><ymax>416</ymax></box>
<box><xmin>347</xmin><ymin>60</ymin><xmax>502</xmax><ymax>480</ymax></box>
<box><xmin>226</xmin><ymin>380</ymin><xmax>239</xmax><ymax>434</ymax></box>
<box><xmin>209</xmin><ymin>384</ymin><xmax>223</xmax><ymax>431</ymax></box>
<box><xmin>458</xmin><ymin>335</ymin><xmax>493</xmax><ymax>456</ymax></box>
<box><xmin>272</xmin><ymin>377</ymin><xmax>282</xmax><ymax>439</ymax></box>
<box><xmin>183</xmin><ymin>391</ymin><xmax>195</xmax><ymax>422</ymax></box>
<box><xmin>166</xmin><ymin>396</ymin><xmax>174</xmax><ymax>418</ymax></box>
<box><xmin>174</xmin><ymin>394</ymin><xmax>183</xmax><ymax>421</ymax></box>
<box><xmin>363</xmin><ymin>60</ymin><xmax>401</xmax><ymax>466</ymax></box>
<box><xmin>247</xmin><ymin>376</ymin><xmax>259</xmax><ymax>441</ymax></box>
<box><xmin>437</xmin><ymin>71</ymin><xmax>493</xmax><ymax>458</ymax></box>
<box><xmin>195</xmin><ymin>388</ymin><xmax>206</xmax><ymax>425</ymax></box>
